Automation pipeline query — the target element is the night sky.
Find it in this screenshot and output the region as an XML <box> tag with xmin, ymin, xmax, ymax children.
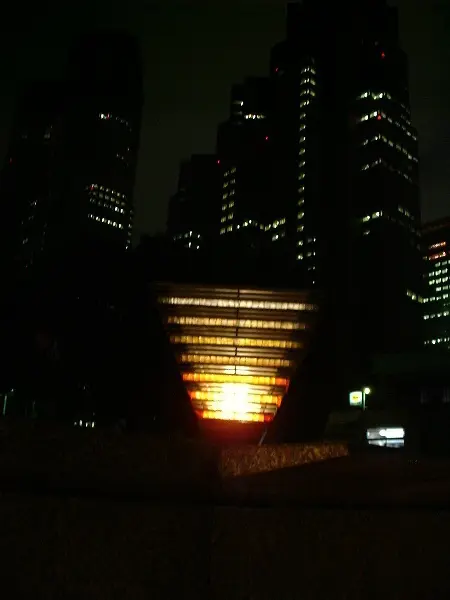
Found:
<box><xmin>0</xmin><ymin>1</ymin><xmax>449</xmax><ymax>242</ymax></box>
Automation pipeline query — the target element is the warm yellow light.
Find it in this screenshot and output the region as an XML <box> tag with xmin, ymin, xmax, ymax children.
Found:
<box><xmin>197</xmin><ymin>410</ymin><xmax>270</xmax><ymax>423</ymax></box>
<box><xmin>179</xmin><ymin>354</ymin><xmax>293</xmax><ymax>368</ymax></box>
<box><xmin>170</xmin><ymin>335</ymin><xmax>301</xmax><ymax>349</ymax></box>
<box><xmin>166</xmin><ymin>316</ymin><xmax>305</xmax><ymax>330</ymax></box>
<box><xmin>182</xmin><ymin>372</ymin><xmax>289</xmax><ymax>387</ymax></box>
<box><xmin>159</xmin><ymin>296</ymin><xmax>316</xmax><ymax>312</ymax></box>
<box><xmin>189</xmin><ymin>389</ymin><xmax>282</xmax><ymax>407</ymax></box>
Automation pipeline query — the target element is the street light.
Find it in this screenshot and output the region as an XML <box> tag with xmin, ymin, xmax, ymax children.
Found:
<box><xmin>362</xmin><ymin>387</ymin><xmax>371</xmax><ymax>410</ymax></box>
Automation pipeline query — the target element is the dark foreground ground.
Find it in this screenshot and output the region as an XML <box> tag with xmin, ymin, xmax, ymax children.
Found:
<box><xmin>1</xmin><ymin>421</ymin><xmax>450</xmax><ymax>598</ymax></box>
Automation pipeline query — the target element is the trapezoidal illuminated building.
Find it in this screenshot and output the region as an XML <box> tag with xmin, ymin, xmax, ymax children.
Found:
<box><xmin>155</xmin><ymin>282</ymin><xmax>317</xmax><ymax>433</ymax></box>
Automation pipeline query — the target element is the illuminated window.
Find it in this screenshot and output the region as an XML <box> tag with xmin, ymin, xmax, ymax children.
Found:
<box><xmin>183</xmin><ymin>373</ymin><xmax>289</xmax><ymax>386</ymax></box>
<box><xmin>159</xmin><ymin>296</ymin><xmax>316</xmax><ymax>311</ymax></box>
<box><xmin>170</xmin><ymin>335</ymin><xmax>302</xmax><ymax>349</ymax></box>
<box><xmin>179</xmin><ymin>354</ymin><xmax>293</xmax><ymax>368</ymax></box>
<box><xmin>166</xmin><ymin>316</ymin><xmax>304</xmax><ymax>330</ymax></box>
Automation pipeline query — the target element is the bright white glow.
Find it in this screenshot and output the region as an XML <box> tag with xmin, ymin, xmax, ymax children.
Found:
<box><xmin>379</xmin><ymin>428</ymin><xmax>405</xmax><ymax>439</ymax></box>
<box><xmin>219</xmin><ymin>383</ymin><xmax>251</xmax><ymax>417</ymax></box>
<box><xmin>363</xmin><ymin>387</ymin><xmax>371</xmax><ymax>395</ymax></box>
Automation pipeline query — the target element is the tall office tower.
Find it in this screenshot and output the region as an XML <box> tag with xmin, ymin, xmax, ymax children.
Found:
<box><xmin>0</xmin><ymin>81</ymin><xmax>66</xmax><ymax>276</ymax></box>
<box><xmin>167</xmin><ymin>154</ymin><xmax>221</xmax><ymax>251</ymax></box>
<box><xmin>0</xmin><ymin>31</ymin><xmax>143</xmax><ymax>278</ymax></box>
<box><xmin>63</xmin><ymin>31</ymin><xmax>143</xmax><ymax>254</ymax></box>
<box><xmin>216</xmin><ymin>78</ymin><xmax>278</xmax><ymax>262</ymax></box>
<box><xmin>268</xmin><ymin>0</ymin><xmax>422</xmax><ymax>380</ymax></box>
<box><xmin>422</xmin><ymin>218</ymin><xmax>450</xmax><ymax>350</ymax></box>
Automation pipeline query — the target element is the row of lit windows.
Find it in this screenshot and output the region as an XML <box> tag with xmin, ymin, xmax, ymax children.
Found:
<box><xmin>297</xmin><ymin>237</ymin><xmax>316</xmax><ymax>246</ymax></box>
<box><xmin>297</xmin><ymin>251</ymin><xmax>316</xmax><ymax>260</ymax></box>
<box><xmin>429</xmin><ymin>276</ymin><xmax>449</xmax><ymax>286</ymax></box>
<box><xmin>99</xmin><ymin>113</ymin><xmax>130</xmax><ymax>128</ymax></box>
<box><xmin>429</xmin><ymin>241</ymin><xmax>446</xmax><ymax>251</ymax></box>
<box><xmin>170</xmin><ymin>335</ymin><xmax>301</xmax><ymax>349</ymax></box>
<box><xmin>361</xmin><ymin>158</ymin><xmax>413</xmax><ymax>183</ymax></box>
<box><xmin>301</xmin><ymin>66</ymin><xmax>316</xmax><ymax>75</ymax></box>
<box><xmin>244</xmin><ymin>114</ymin><xmax>266</xmax><ymax>120</ymax></box>
<box><xmin>362</xmin><ymin>135</ymin><xmax>418</xmax><ymax>163</ymax></box>
<box><xmin>88</xmin><ymin>184</ymin><xmax>127</xmax><ymax>202</ymax></box>
<box><xmin>429</xmin><ymin>252</ymin><xmax>447</xmax><ymax>261</ymax></box>
<box><xmin>358</xmin><ymin>90</ymin><xmax>393</xmax><ymax>101</ymax></box>
<box><xmin>179</xmin><ymin>354</ymin><xmax>293</xmax><ymax>367</ymax></box>
<box><xmin>167</xmin><ymin>316</ymin><xmax>304</xmax><ymax>330</ymax></box>
<box><xmin>358</xmin><ymin>90</ymin><xmax>410</xmax><ymax>112</ymax></box>
<box><xmin>272</xmin><ymin>231</ymin><xmax>286</xmax><ymax>241</ymax></box>
<box><xmin>88</xmin><ymin>214</ymin><xmax>124</xmax><ymax>228</ymax></box>
<box><xmin>223</xmin><ymin>167</ymin><xmax>237</xmax><ymax>179</ymax></box>
<box><xmin>222</xmin><ymin>201</ymin><xmax>235</xmax><ymax>210</ymax></box>
<box><xmin>300</xmin><ymin>89</ymin><xmax>315</xmax><ymax>98</ymax></box>
<box><xmin>196</xmin><ymin>410</ymin><xmax>273</xmax><ymax>423</ymax></box>
<box><xmin>300</xmin><ymin>100</ymin><xmax>310</xmax><ymax>108</ymax></box>
<box><xmin>359</xmin><ymin>111</ymin><xmax>417</xmax><ymax>140</ymax></box>
<box><xmin>223</xmin><ymin>179</ymin><xmax>236</xmax><ymax>189</ymax></box>
<box><xmin>424</xmin><ymin>311</ymin><xmax>450</xmax><ymax>320</ymax></box>
<box><xmin>425</xmin><ymin>338</ymin><xmax>450</xmax><ymax>346</ymax></box>
<box><xmin>361</xmin><ymin>211</ymin><xmax>382</xmax><ymax>223</ymax></box>
<box><xmin>427</xmin><ymin>268</ymin><xmax>448</xmax><ymax>278</ymax></box>
<box><xmin>183</xmin><ymin>372</ymin><xmax>289</xmax><ymax>386</ymax></box>
<box><xmin>266</xmin><ymin>218</ymin><xmax>286</xmax><ymax>231</ymax></box>
<box><xmin>406</xmin><ymin>289</ymin><xmax>424</xmax><ymax>303</ymax></box>
<box><xmin>301</xmin><ymin>77</ymin><xmax>316</xmax><ymax>86</ymax></box>
<box><xmin>89</xmin><ymin>198</ymin><xmax>125</xmax><ymax>214</ymax></box>
<box><xmin>221</xmin><ymin>213</ymin><xmax>234</xmax><ymax>223</ymax></box>
<box><xmin>88</xmin><ymin>190</ymin><xmax>126</xmax><ymax>208</ymax></box>
<box><xmin>189</xmin><ymin>390</ymin><xmax>282</xmax><ymax>407</ymax></box>
<box><xmin>424</xmin><ymin>293</ymin><xmax>449</xmax><ymax>303</ymax></box>
<box><xmin>173</xmin><ymin>231</ymin><xmax>201</xmax><ymax>241</ymax></box>
<box><xmin>160</xmin><ymin>297</ymin><xmax>315</xmax><ymax>311</ymax></box>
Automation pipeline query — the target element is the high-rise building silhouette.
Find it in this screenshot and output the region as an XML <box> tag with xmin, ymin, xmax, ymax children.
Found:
<box><xmin>0</xmin><ymin>30</ymin><xmax>143</xmax><ymax>278</ymax></box>
<box><xmin>167</xmin><ymin>154</ymin><xmax>220</xmax><ymax>251</ymax></box>
<box><xmin>422</xmin><ymin>218</ymin><xmax>450</xmax><ymax>350</ymax></box>
<box><xmin>170</xmin><ymin>1</ymin><xmax>422</xmax><ymax>393</ymax></box>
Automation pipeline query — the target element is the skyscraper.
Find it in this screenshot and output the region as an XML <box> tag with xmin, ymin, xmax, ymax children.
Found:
<box><xmin>64</xmin><ymin>31</ymin><xmax>143</xmax><ymax>254</ymax></box>
<box><xmin>175</xmin><ymin>1</ymin><xmax>422</xmax><ymax>393</ymax></box>
<box><xmin>422</xmin><ymin>218</ymin><xmax>450</xmax><ymax>350</ymax></box>
<box><xmin>167</xmin><ymin>154</ymin><xmax>221</xmax><ymax>251</ymax></box>
<box><xmin>0</xmin><ymin>30</ymin><xmax>143</xmax><ymax>278</ymax></box>
<box><xmin>270</xmin><ymin>0</ymin><xmax>422</xmax><ymax>380</ymax></box>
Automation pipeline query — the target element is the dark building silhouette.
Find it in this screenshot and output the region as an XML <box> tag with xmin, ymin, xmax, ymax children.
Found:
<box><xmin>0</xmin><ymin>31</ymin><xmax>143</xmax><ymax>279</ymax></box>
<box><xmin>422</xmin><ymin>217</ymin><xmax>450</xmax><ymax>350</ymax></box>
<box><xmin>167</xmin><ymin>155</ymin><xmax>221</xmax><ymax>252</ymax></box>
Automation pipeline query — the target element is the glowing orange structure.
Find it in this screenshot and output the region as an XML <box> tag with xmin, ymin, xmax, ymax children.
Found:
<box><xmin>156</xmin><ymin>283</ymin><xmax>316</xmax><ymax>427</ymax></box>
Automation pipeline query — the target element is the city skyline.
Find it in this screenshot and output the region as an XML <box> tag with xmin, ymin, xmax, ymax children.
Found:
<box><xmin>0</xmin><ymin>0</ymin><xmax>448</xmax><ymax>241</ymax></box>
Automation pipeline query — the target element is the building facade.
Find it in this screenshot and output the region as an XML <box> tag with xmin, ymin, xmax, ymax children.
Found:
<box><xmin>167</xmin><ymin>155</ymin><xmax>221</xmax><ymax>251</ymax></box>
<box><xmin>0</xmin><ymin>31</ymin><xmax>143</xmax><ymax>279</ymax></box>
<box><xmin>422</xmin><ymin>218</ymin><xmax>450</xmax><ymax>350</ymax></box>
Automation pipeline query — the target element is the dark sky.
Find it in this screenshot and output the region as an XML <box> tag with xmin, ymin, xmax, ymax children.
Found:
<box><xmin>0</xmin><ymin>1</ymin><xmax>449</xmax><ymax>242</ymax></box>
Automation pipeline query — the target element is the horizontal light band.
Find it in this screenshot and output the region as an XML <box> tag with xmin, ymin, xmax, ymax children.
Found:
<box><xmin>196</xmin><ymin>410</ymin><xmax>273</xmax><ymax>423</ymax></box>
<box><xmin>179</xmin><ymin>354</ymin><xmax>293</xmax><ymax>367</ymax></box>
<box><xmin>159</xmin><ymin>296</ymin><xmax>316</xmax><ymax>312</ymax></box>
<box><xmin>192</xmin><ymin>401</ymin><xmax>278</xmax><ymax>413</ymax></box>
<box><xmin>166</xmin><ymin>316</ymin><xmax>304</xmax><ymax>330</ymax></box>
<box><xmin>189</xmin><ymin>390</ymin><xmax>282</xmax><ymax>406</ymax></box>
<box><xmin>171</xmin><ymin>335</ymin><xmax>301</xmax><ymax>349</ymax></box>
<box><xmin>183</xmin><ymin>372</ymin><xmax>289</xmax><ymax>387</ymax></box>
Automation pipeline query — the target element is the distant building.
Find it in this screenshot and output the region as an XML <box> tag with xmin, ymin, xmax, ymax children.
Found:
<box><xmin>170</xmin><ymin>1</ymin><xmax>422</xmax><ymax>401</ymax></box>
<box><xmin>422</xmin><ymin>217</ymin><xmax>450</xmax><ymax>350</ymax></box>
<box><xmin>167</xmin><ymin>155</ymin><xmax>221</xmax><ymax>251</ymax></box>
<box><xmin>0</xmin><ymin>30</ymin><xmax>143</xmax><ymax>278</ymax></box>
